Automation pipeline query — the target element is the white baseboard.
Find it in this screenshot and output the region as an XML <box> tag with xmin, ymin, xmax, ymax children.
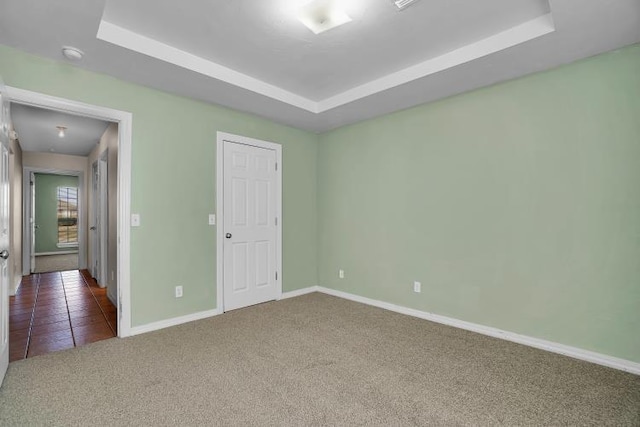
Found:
<box><xmin>128</xmin><ymin>308</ymin><xmax>221</xmax><ymax>337</ymax></box>
<box><xmin>281</xmin><ymin>286</ymin><xmax>319</xmax><ymax>300</ymax></box>
<box><xmin>9</xmin><ymin>277</ymin><xmax>21</xmax><ymax>296</ymax></box>
<box><xmin>316</xmin><ymin>286</ymin><xmax>640</xmax><ymax>376</ymax></box>
<box><xmin>35</xmin><ymin>251</ymin><xmax>79</xmax><ymax>256</ymax></box>
<box><xmin>107</xmin><ymin>290</ymin><xmax>117</xmax><ymax>308</ymax></box>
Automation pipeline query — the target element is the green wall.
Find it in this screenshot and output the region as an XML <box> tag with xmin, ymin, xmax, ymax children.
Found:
<box><xmin>34</xmin><ymin>173</ymin><xmax>79</xmax><ymax>253</ymax></box>
<box><xmin>0</xmin><ymin>45</ymin><xmax>318</xmax><ymax>326</ymax></box>
<box><xmin>318</xmin><ymin>44</ymin><xmax>640</xmax><ymax>363</ymax></box>
<box><xmin>3</xmin><ymin>42</ymin><xmax>639</xmax><ymax>364</ymax></box>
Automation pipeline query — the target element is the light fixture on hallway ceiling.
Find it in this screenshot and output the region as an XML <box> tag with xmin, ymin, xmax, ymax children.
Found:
<box><xmin>56</xmin><ymin>126</ymin><xmax>66</xmax><ymax>138</ymax></box>
<box><xmin>394</xmin><ymin>0</ymin><xmax>421</xmax><ymax>10</ymax></box>
<box><xmin>61</xmin><ymin>46</ymin><xmax>84</xmax><ymax>61</ymax></box>
<box><xmin>298</xmin><ymin>0</ymin><xmax>352</xmax><ymax>34</ymax></box>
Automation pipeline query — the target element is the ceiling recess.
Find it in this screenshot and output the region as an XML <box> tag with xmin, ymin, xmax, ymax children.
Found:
<box><xmin>394</xmin><ymin>0</ymin><xmax>421</xmax><ymax>10</ymax></box>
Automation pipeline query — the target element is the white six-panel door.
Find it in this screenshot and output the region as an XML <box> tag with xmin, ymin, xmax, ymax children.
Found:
<box><xmin>223</xmin><ymin>140</ymin><xmax>278</xmax><ymax>311</ymax></box>
<box><xmin>223</xmin><ymin>141</ymin><xmax>278</xmax><ymax>311</ymax></box>
<box><xmin>0</xmin><ymin>78</ymin><xmax>10</xmax><ymax>386</ymax></box>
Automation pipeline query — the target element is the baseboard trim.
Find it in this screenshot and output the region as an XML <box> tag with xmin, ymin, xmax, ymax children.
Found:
<box><xmin>281</xmin><ymin>286</ymin><xmax>319</xmax><ymax>300</ymax></box>
<box><xmin>10</xmin><ymin>277</ymin><xmax>21</xmax><ymax>297</ymax></box>
<box><xmin>128</xmin><ymin>308</ymin><xmax>221</xmax><ymax>337</ymax></box>
<box><xmin>107</xmin><ymin>290</ymin><xmax>117</xmax><ymax>308</ymax></box>
<box><xmin>35</xmin><ymin>251</ymin><xmax>79</xmax><ymax>256</ymax></box>
<box><xmin>316</xmin><ymin>286</ymin><xmax>640</xmax><ymax>376</ymax></box>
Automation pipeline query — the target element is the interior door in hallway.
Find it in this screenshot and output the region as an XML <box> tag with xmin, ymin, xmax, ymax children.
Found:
<box><xmin>0</xmin><ymin>77</ymin><xmax>11</xmax><ymax>385</ymax></box>
<box><xmin>223</xmin><ymin>141</ymin><xmax>278</xmax><ymax>311</ymax></box>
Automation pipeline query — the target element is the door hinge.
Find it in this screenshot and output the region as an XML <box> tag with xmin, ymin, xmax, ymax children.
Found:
<box><xmin>275</xmin><ymin>217</ymin><xmax>278</xmax><ymax>226</ymax></box>
<box><xmin>275</xmin><ymin>162</ymin><xmax>278</xmax><ymax>171</ymax></box>
<box><xmin>275</xmin><ymin>271</ymin><xmax>278</xmax><ymax>281</ymax></box>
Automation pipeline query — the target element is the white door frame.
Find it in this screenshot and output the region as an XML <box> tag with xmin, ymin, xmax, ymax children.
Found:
<box><xmin>216</xmin><ymin>132</ymin><xmax>282</xmax><ymax>313</ymax></box>
<box><xmin>22</xmin><ymin>168</ymin><xmax>86</xmax><ymax>274</ymax></box>
<box><xmin>89</xmin><ymin>152</ymin><xmax>108</xmax><ymax>287</ymax></box>
<box><xmin>8</xmin><ymin>86</ymin><xmax>133</xmax><ymax>338</ymax></box>
<box><xmin>90</xmin><ymin>160</ymin><xmax>99</xmax><ymax>279</ymax></box>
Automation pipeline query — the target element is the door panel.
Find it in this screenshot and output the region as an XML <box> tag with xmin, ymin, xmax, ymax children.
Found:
<box><xmin>0</xmin><ymin>76</ymin><xmax>10</xmax><ymax>385</ymax></box>
<box><xmin>223</xmin><ymin>141</ymin><xmax>277</xmax><ymax>311</ymax></box>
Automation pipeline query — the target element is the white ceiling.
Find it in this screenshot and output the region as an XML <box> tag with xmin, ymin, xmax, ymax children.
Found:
<box><xmin>0</xmin><ymin>0</ymin><xmax>639</xmax><ymax>133</ymax></box>
<box><xmin>11</xmin><ymin>104</ymin><xmax>111</xmax><ymax>156</ymax></box>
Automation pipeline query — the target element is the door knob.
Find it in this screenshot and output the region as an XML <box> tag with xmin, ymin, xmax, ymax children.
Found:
<box><xmin>90</xmin><ymin>226</ymin><xmax>97</xmax><ymax>230</ymax></box>
<box><xmin>0</xmin><ymin>250</ymin><xmax>9</xmax><ymax>260</ymax></box>
<box><xmin>225</xmin><ymin>233</ymin><xmax>232</xmax><ymax>239</ymax></box>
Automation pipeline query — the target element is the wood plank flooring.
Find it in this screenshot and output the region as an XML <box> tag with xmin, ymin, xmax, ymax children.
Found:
<box><xmin>9</xmin><ymin>269</ymin><xmax>117</xmax><ymax>361</ymax></box>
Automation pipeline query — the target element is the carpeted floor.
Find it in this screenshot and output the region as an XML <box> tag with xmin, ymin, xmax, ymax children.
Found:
<box><xmin>34</xmin><ymin>254</ymin><xmax>79</xmax><ymax>273</ymax></box>
<box><xmin>1</xmin><ymin>293</ymin><xmax>638</xmax><ymax>425</ymax></box>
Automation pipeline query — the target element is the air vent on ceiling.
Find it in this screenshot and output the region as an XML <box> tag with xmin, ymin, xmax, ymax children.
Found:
<box><xmin>394</xmin><ymin>0</ymin><xmax>421</xmax><ymax>10</ymax></box>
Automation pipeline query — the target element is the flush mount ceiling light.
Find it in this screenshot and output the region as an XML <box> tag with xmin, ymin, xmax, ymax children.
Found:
<box><xmin>56</xmin><ymin>126</ymin><xmax>67</xmax><ymax>138</ymax></box>
<box><xmin>61</xmin><ymin>46</ymin><xmax>84</xmax><ymax>61</ymax></box>
<box><xmin>394</xmin><ymin>0</ymin><xmax>421</xmax><ymax>10</ymax></box>
<box><xmin>298</xmin><ymin>0</ymin><xmax>352</xmax><ymax>34</ymax></box>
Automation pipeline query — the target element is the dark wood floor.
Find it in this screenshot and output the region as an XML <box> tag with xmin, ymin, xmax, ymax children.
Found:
<box><xmin>9</xmin><ymin>269</ymin><xmax>117</xmax><ymax>362</ymax></box>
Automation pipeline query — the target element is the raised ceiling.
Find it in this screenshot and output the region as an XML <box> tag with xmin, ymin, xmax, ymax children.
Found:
<box><xmin>0</xmin><ymin>0</ymin><xmax>639</xmax><ymax>133</ymax></box>
<box><xmin>11</xmin><ymin>104</ymin><xmax>111</xmax><ymax>156</ymax></box>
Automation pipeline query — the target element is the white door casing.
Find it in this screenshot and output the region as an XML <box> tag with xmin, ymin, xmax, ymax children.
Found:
<box><xmin>29</xmin><ymin>172</ymin><xmax>35</xmax><ymax>273</ymax></box>
<box><xmin>7</xmin><ymin>86</ymin><xmax>132</xmax><ymax>338</ymax></box>
<box><xmin>91</xmin><ymin>160</ymin><xmax>99</xmax><ymax>278</ymax></box>
<box><xmin>90</xmin><ymin>157</ymin><xmax>108</xmax><ymax>287</ymax></box>
<box><xmin>0</xmin><ymin>78</ymin><xmax>10</xmax><ymax>385</ymax></box>
<box><xmin>217</xmin><ymin>133</ymin><xmax>282</xmax><ymax>312</ymax></box>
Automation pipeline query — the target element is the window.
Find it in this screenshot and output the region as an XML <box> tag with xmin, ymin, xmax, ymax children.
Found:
<box><xmin>57</xmin><ymin>186</ymin><xmax>78</xmax><ymax>246</ymax></box>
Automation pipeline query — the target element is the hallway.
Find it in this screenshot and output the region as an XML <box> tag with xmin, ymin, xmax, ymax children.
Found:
<box><xmin>9</xmin><ymin>270</ymin><xmax>117</xmax><ymax>361</ymax></box>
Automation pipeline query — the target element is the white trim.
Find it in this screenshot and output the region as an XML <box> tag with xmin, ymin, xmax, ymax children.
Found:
<box><xmin>8</xmin><ymin>86</ymin><xmax>133</xmax><ymax>338</ymax></box>
<box><xmin>55</xmin><ymin>243</ymin><xmax>79</xmax><ymax>249</ymax></box>
<box><xmin>35</xmin><ymin>251</ymin><xmax>78</xmax><ymax>256</ymax></box>
<box><xmin>9</xmin><ymin>278</ymin><xmax>21</xmax><ymax>297</ymax></box>
<box><xmin>318</xmin><ymin>14</ymin><xmax>555</xmax><ymax>111</ymax></box>
<box><xmin>281</xmin><ymin>286</ymin><xmax>319</xmax><ymax>300</ymax></box>
<box><xmin>129</xmin><ymin>308</ymin><xmax>221</xmax><ymax>336</ymax></box>
<box><xmin>97</xmin><ymin>21</ymin><xmax>318</xmax><ymax>113</ymax></box>
<box><xmin>96</xmin><ymin>15</ymin><xmax>553</xmax><ymax>114</ymax></box>
<box><xmin>315</xmin><ymin>287</ymin><xmax>640</xmax><ymax>376</ymax></box>
<box><xmin>22</xmin><ymin>167</ymin><xmax>86</xmax><ymax>275</ymax></box>
<box><xmin>216</xmin><ymin>132</ymin><xmax>283</xmax><ymax>313</ymax></box>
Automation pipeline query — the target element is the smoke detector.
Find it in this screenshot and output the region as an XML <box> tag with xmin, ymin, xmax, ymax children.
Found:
<box><xmin>62</xmin><ymin>46</ymin><xmax>84</xmax><ymax>61</ymax></box>
<box><xmin>395</xmin><ymin>0</ymin><xmax>421</xmax><ymax>10</ymax></box>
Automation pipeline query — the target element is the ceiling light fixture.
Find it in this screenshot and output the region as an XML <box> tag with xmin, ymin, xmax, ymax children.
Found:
<box><xmin>394</xmin><ymin>0</ymin><xmax>421</xmax><ymax>10</ymax></box>
<box><xmin>298</xmin><ymin>0</ymin><xmax>352</xmax><ymax>34</ymax></box>
<box><xmin>61</xmin><ymin>46</ymin><xmax>84</xmax><ymax>61</ymax></box>
<box><xmin>56</xmin><ymin>126</ymin><xmax>67</xmax><ymax>138</ymax></box>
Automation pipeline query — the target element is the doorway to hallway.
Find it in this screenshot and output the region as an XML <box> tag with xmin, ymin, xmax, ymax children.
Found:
<box><xmin>9</xmin><ymin>269</ymin><xmax>116</xmax><ymax>361</ymax></box>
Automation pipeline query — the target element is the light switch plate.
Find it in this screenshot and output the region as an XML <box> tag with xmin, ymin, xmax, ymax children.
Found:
<box><xmin>208</xmin><ymin>214</ymin><xmax>216</xmax><ymax>225</ymax></box>
<box><xmin>131</xmin><ymin>213</ymin><xmax>141</xmax><ymax>227</ymax></box>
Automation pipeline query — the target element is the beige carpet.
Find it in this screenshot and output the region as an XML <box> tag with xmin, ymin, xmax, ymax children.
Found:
<box><xmin>1</xmin><ymin>293</ymin><xmax>638</xmax><ymax>425</ymax></box>
<box><xmin>34</xmin><ymin>254</ymin><xmax>79</xmax><ymax>273</ymax></box>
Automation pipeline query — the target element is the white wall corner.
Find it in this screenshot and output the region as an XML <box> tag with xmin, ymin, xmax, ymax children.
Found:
<box><xmin>314</xmin><ymin>286</ymin><xmax>640</xmax><ymax>376</ymax></box>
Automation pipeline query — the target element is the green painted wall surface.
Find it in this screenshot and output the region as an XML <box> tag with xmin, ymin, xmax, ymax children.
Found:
<box><xmin>34</xmin><ymin>173</ymin><xmax>79</xmax><ymax>253</ymax></box>
<box><xmin>0</xmin><ymin>45</ymin><xmax>318</xmax><ymax>326</ymax></box>
<box><xmin>318</xmin><ymin>45</ymin><xmax>640</xmax><ymax>362</ymax></box>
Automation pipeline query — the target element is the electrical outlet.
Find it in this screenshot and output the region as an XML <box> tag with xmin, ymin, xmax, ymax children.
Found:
<box><xmin>131</xmin><ymin>213</ymin><xmax>141</xmax><ymax>227</ymax></box>
<box><xmin>413</xmin><ymin>281</ymin><xmax>421</xmax><ymax>293</ymax></box>
<box><xmin>208</xmin><ymin>214</ymin><xmax>216</xmax><ymax>225</ymax></box>
<box><xmin>175</xmin><ymin>286</ymin><xmax>183</xmax><ymax>298</ymax></box>
<box><xmin>339</xmin><ymin>269</ymin><xmax>345</xmax><ymax>279</ymax></box>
